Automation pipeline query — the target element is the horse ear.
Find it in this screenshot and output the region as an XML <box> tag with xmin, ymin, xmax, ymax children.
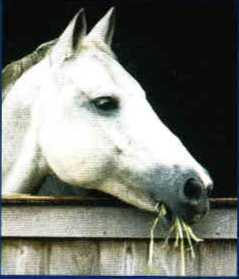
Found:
<box><xmin>50</xmin><ymin>8</ymin><xmax>87</xmax><ymax>65</ymax></box>
<box><xmin>86</xmin><ymin>7</ymin><xmax>115</xmax><ymax>46</ymax></box>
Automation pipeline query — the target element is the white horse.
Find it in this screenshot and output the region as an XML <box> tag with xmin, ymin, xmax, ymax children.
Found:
<box><xmin>3</xmin><ymin>8</ymin><xmax>213</xmax><ymax>223</ymax></box>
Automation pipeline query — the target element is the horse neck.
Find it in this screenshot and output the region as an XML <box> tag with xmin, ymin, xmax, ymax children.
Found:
<box><xmin>2</xmin><ymin>63</ymin><xmax>48</xmax><ymax>195</ymax></box>
<box><xmin>2</xmin><ymin>60</ymin><xmax>93</xmax><ymax>196</ymax></box>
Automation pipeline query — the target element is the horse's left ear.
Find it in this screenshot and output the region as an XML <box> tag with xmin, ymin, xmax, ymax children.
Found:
<box><xmin>86</xmin><ymin>7</ymin><xmax>115</xmax><ymax>46</ymax></box>
<box><xmin>50</xmin><ymin>8</ymin><xmax>87</xmax><ymax>65</ymax></box>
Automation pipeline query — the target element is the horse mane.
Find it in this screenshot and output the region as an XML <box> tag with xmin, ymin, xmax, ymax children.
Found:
<box><xmin>2</xmin><ymin>39</ymin><xmax>56</xmax><ymax>99</ymax></box>
<box><xmin>2</xmin><ymin>38</ymin><xmax>116</xmax><ymax>100</ymax></box>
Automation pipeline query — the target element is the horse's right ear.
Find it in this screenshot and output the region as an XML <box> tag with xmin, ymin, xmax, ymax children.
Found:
<box><xmin>86</xmin><ymin>7</ymin><xmax>115</xmax><ymax>46</ymax></box>
<box><xmin>50</xmin><ymin>9</ymin><xmax>87</xmax><ymax>66</ymax></box>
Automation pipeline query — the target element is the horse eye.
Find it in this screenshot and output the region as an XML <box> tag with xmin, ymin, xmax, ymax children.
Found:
<box><xmin>92</xmin><ymin>97</ymin><xmax>119</xmax><ymax>112</ymax></box>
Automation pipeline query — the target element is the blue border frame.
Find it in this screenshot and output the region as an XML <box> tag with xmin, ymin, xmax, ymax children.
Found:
<box><xmin>0</xmin><ymin>0</ymin><xmax>238</xmax><ymax>278</ymax></box>
<box><xmin>236</xmin><ymin>0</ymin><xmax>239</xmax><ymax>275</ymax></box>
<box><xmin>0</xmin><ymin>0</ymin><xmax>3</xmax><ymax>275</ymax></box>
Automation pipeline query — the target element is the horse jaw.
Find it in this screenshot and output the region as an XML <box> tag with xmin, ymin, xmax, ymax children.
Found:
<box><xmin>98</xmin><ymin>179</ymin><xmax>158</xmax><ymax>213</ymax></box>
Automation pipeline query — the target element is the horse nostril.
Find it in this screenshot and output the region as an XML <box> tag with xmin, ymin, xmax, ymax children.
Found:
<box><xmin>183</xmin><ymin>178</ymin><xmax>203</xmax><ymax>200</ymax></box>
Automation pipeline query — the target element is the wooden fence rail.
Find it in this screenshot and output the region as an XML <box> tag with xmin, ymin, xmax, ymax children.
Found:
<box><xmin>1</xmin><ymin>197</ymin><xmax>237</xmax><ymax>276</ymax></box>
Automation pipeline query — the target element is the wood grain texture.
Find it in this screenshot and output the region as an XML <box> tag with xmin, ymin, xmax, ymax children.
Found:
<box><xmin>2</xmin><ymin>240</ymin><xmax>49</xmax><ymax>275</ymax></box>
<box><xmin>2</xmin><ymin>206</ymin><xmax>236</xmax><ymax>239</ymax></box>
<box><xmin>2</xmin><ymin>202</ymin><xmax>237</xmax><ymax>276</ymax></box>
<box><xmin>198</xmin><ymin>240</ymin><xmax>237</xmax><ymax>276</ymax></box>
<box><xmin>48</xmin><ymin>240</ymin><xmax>99</xmax><ymax>275</ymax></box>
<box><xmin>2</xmin><ymin>239</ymin><xmax>237</xmax><ymax>276</ymax></box>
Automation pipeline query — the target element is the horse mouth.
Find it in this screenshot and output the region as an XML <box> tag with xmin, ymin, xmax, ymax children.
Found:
<box><xmin>156</xmin><ymin>201</ymin><xmax>208</xmax><ymax>225</ymax></box>
<box><xmin>98</xmin><ymin>179</ymin><xmax>208</xmax><ymax>225</ymax></box>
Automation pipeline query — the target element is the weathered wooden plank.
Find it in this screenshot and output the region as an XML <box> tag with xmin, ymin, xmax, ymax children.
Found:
<box><xmin>98</xmin><ymin>240</ymin><xmax>149</xmax><ymax>275</ymax></box>
<box><xmin>1</xmin><ymin>240</ymin><xmax>19</xmax><ymax>274</ymax></box>
<box><xmin>141</xmin><ymin>240</ymin><xmax>237</xmax><ymax>276</ymax></box>
<box><xmin>198</xmin><ymin>240</ymin><xmax>237</xmax><ymax>276</ymax></box>
<box><xmin>99</xmin><ymin>240</ymin><xmax>128</xmax><ymax>275</ymax></box>
<box><xmin>1</xmin><ymin>240</ymin><xmax>49</xmax><ymax>275</ymax></box>
<box><xmin>48</xmin><ymin>240</ymin><xmax>99</xmax><ymax>275</ymax></box>
<box><xmin>2</xmin><ymin>206</ymin><xmax>236</xmax><ymax>239</ymax></box>
<box><xmin>98</xmin><ymin>240</ymin><xmax>200</xmax><ymax>276</ymax></box>
<box><xmin>1</xmin><ymin>239</ymin><xmax>100</xmax><ymax>275</ymax></box>
<box><xmin>2</xmin><ymin>239</ymin><xmax>236</xmax><ymax>276</ymax></box>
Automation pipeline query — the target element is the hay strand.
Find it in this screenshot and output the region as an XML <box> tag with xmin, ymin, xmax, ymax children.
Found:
<box><xmin>148</xmin><ymin>204</ymin><xmax>203</xmax><ymax>276</ymax></box>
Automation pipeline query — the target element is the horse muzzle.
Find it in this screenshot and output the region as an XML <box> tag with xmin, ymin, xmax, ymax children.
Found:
<box><xmin>180</xmin><ymin>177</ymin><xmax>213</xmax><ymax>221</ymax></box>
<box><xmin>154</xmin><ymin>173</ymin><xmax>213</xmax><ymax>224</ymax></box>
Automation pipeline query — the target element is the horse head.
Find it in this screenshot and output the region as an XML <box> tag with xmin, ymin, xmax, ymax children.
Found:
<box><xmin>3</xmin><ymin>8</ymin><xmax>213</xmax><ymax>224</ymax></box>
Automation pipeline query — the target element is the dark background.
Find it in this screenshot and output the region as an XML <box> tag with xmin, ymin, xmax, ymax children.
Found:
<box><xmin>3</xmin><ymin>0</ymin><xmax>236</xmax><ymax>197</ymax></box>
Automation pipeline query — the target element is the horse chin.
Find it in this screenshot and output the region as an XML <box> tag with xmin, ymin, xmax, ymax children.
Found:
<box><xmin>96</xmin><ymin>180</ymin><xmax>179</xmax><ymax>220</ymax></box>
<box><xmin>162</xmin><ymin>201</ymin><xmax>209</xmax><ymax>225</ymax></box>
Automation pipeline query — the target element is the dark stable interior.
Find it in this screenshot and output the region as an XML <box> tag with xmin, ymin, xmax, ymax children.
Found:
<box><xmin>3</xmin><ymin>0</ymin><xmax>236</xmax><ymax>197</ymax></box>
